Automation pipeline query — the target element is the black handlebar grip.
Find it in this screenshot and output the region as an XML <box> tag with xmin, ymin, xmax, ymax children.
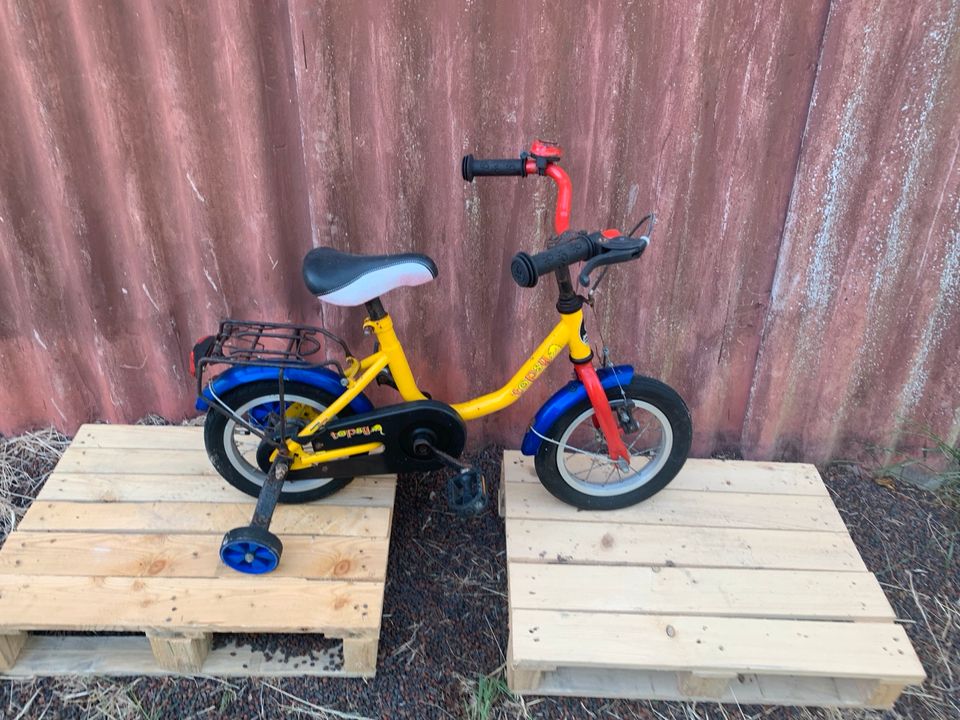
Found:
<box><xmin>461</xmin><ymin>155</ymin><xmax>526</xmax><ymax>182</ymax></box>
<box><xmin>510</xmin><ymin>235</ymin><xmax>599</xmax><ymax>287</ymax></box>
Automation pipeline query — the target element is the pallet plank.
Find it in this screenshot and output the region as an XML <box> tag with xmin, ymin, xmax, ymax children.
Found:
<box><xmin>510</xmin><ymin>609</ymin><xmax>925</xmax><ymax>682</ymax></box>
<box><xmin>507</xmin><ymin>519</ymin><xmax>867</xmax><ymax>571</ymax></box>
<box><xmin>57</xmin><ymin>446</ymin><xmax>241</xmax><ymax>476</ymax></box>
<box><xmin>72</xmin><ymin>424</ymin><xmax>207</xmax><ymax>450</ymax></box>
<box><xmin>0</xmin><ymin>576</ymin><xmax>382</xmax><ymax>634</ymax></box>
<box><xmin>526</xmin><ymin>667</ymin><xmax>908</xmax><ymax>708</ymax></box>
<box><xmin>16</xmin><ymin>501</ymin><xmax>391</xmax><ymax>537</ymax></box>
<box><xmin>505</xmin><ymin>481</ymin><xmax>846</xmax><ymax>532</ymax></box>
<box><xmin>4</xmin><ymin>635</ymin><xmax>361</xmax><ymax>677</ymax></box>
<box><xmin>508</xmin><ymin>564</ymin><xmax>894</xmax><ymax>621</ymax></box>
<box><xmin>502</xmin><ymin>451</ymin><xmax>828</xmax><ymax>496</ymax></box>
<box><xmin>37</xmin><ymin>473</ymin><xmax>395</xmax><ymax>506</ymax></box>
<box><xmin>0</xmin><ymin>532</ymin><xmax>387</xmax><ymax>580</ymax></box>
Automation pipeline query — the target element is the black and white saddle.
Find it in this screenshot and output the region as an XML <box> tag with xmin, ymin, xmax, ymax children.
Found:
<box><xmin>302</xmin><ymin>247</ymin><xmax>438</xmax><ymax>307</ymax></box>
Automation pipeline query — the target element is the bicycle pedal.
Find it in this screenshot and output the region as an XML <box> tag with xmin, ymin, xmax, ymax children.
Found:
<box><xmin>447</xmin><ymin>468</ymin><xmax>488</xmax><ymax>516</ymax></box>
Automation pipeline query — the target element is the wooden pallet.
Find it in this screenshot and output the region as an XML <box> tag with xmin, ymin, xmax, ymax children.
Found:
<box><xmin>0</xmin><ymin>424</ymin><xmax>395</xmax><ymax>677</ymax></box>
<box><xmin>501</xmin><ymin>451</ymin><xmax>925</xmax><ymax>708</ymax></box>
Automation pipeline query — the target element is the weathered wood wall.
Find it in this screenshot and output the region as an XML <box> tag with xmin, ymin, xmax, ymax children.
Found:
<box><xmin>1</xmin><ymin>0</ymin><xmax>957</xmax><ymax>461</ymax></box>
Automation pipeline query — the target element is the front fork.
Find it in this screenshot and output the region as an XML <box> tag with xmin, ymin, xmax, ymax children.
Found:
<box><xmin>574</xmin><ymin>361</ymin><xmax>631</xmax><ymax>463</ymax></box>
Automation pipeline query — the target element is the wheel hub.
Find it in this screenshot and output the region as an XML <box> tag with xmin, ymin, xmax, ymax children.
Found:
<box><xmin>255</xmin><ymin>419</ymin><xmax>308</xmax><ymax>472</ymax></box>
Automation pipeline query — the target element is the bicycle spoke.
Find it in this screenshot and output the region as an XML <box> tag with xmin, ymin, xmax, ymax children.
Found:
<box><xmin>583</xmin><ymin>454</ymin><xmax>599</xmax><ymax>481</ymax></box>
<box><xmin>604</xmin><ymin>463</ymin><xmax>618</xmax><ymax>485</ymax></box>
<box><xmin>561</xmin><ymin>443</ymin><xmax>614</xmax><ymax>462</ymax></box>
<box><xmin>563</xmin><ymin>440</ymin><xmax>631</xmax><ymax>483</ymax></box>
<box><xmin>627</xmin><ymin>431</ymin><xmax>657</xmax><ymax>454</ymax></box>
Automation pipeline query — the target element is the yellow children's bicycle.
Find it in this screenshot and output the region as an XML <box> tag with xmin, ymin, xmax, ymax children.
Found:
<box><xmin>190</xmin><ymin>139</ymin><xmax>691</xmax><ymax>573</ymax></box>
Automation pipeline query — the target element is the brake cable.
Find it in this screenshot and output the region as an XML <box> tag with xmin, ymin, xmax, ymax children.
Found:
<box><xmin>581</xmin><ymin>212</ymin><xmax>657</xmax><ymax>410</ymax></box>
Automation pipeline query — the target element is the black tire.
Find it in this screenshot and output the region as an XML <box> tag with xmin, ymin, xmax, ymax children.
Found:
<box><xmin>534</xmin><ymin>375</ymin><xmax>691</xmax><ymax>510</ymax></box>
<box><xmin>204</xmin><ymin>380</ymin><xmax>354</xmax><ymax>504</ymax></box>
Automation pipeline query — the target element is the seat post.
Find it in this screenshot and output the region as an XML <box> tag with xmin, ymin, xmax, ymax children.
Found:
<box><xmin>365</xmin><ymin>297</ymin><xmax>387</xmax><ymax>320</ymax></box>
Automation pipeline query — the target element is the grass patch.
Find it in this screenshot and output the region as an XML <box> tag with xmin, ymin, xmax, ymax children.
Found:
<box><xmin>0</xmin><ymin>427</ymin><xmax>70</xmax><ymax>542</ymax></box>
<box><xmin>874</xmin><ymin>424</ymin><xmax>960</xmax><ymax>511</ymax></box>
<box><xmin>462</xmin><ymin>670</ymin><xmax>526</xmax><ymax>720</ymax></box>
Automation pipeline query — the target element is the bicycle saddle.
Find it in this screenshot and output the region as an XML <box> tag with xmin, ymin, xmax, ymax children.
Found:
<box><xmin>302</xmin><ymin>247</ymin><xmax>438</xmax><ymax>307</ymax></box>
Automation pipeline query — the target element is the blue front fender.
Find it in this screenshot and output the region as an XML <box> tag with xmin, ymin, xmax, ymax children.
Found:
<box><xmin>520</xmin><ymin>365</ymin><xmax>634</xmax><ymax>455</ymax></box>
<box><xmin>196</xmin><ymin>365</ymin><xmax>374</xmax><ymax>413</ymax></box>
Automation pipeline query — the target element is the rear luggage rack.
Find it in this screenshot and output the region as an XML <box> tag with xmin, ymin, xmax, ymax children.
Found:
<box><xmin>192</xmin><ymin>320</ymin><xmax>357</xmax><ymax>441</ymax></box>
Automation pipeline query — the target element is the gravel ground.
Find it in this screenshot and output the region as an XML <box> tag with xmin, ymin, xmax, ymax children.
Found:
<box><xmin>1</xmin><ymin>434</ymin><xmax>957</xmax><ymax>720</ymax></box>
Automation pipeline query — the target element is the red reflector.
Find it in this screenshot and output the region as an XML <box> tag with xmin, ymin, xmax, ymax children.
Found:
<box><xmin>190</xmin><ymin>335</ymin><xmax>215</xmax><ymax>378</ymax></box>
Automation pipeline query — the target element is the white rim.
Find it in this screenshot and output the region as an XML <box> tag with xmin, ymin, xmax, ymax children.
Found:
<box><xmin>555</xmin><ymin>399</ymin><xmax>673</xmax><ymax>497</ymax></box>
<box><xmin>223</xmin><ymin>393</ymin><xmax>334</xmax><ymax>494</ymax></box>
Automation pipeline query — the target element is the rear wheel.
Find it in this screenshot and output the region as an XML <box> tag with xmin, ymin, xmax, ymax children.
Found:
<box><xmin>534</xmin><ymin>376</ymin><xmax>691</xmax><ymax>510</ymax></box>
<box><xmin>203</xmin><ymin>380</ymin><xmax>354</xmax><ymax>503</ymax></box>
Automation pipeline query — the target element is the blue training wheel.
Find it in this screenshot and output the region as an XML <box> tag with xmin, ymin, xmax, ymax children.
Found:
<box><xmin>220</xmin><ymin>526</ymin><xmax>283</xmax><ymax>574</ymax></box>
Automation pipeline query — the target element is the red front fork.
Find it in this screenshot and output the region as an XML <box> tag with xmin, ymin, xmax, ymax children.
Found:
<box><xmin>574</xmin><ymin>362</ymin><xmax>630</xmax><ymax>463</ymax></box>
<box><xmin>528</xmin><ymin>143</ymin><xmax>627</xmax><ymax>463</ymax></box>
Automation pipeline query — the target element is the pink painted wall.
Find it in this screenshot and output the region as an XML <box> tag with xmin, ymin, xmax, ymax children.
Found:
<box><xmin>0</xmin><ymin>0</ymin><xmax>956</xmax><ymax>461</ymax></box>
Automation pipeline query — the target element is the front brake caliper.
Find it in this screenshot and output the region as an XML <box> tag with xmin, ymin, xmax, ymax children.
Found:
<box><xmin>616</xmin><ymin>405</ymin><xmax>640</xmax><ymax>434</ymax></box>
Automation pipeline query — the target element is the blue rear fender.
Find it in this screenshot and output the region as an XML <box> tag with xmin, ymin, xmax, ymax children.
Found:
<box><xmin>520</xmin><ymin>365</ymin><xmax>634</xmax><ymax>455</ymax></box>
<box><xmin>196</xmin><ymin>365</ymin><xmax>374</xmax><ymax>414</ymax></box>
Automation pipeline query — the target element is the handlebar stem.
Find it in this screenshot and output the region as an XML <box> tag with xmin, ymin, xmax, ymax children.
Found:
<box><xmin>524</xmin><ymin>159</ymin><xmax>572</xmax><ymax>234</ymax></box>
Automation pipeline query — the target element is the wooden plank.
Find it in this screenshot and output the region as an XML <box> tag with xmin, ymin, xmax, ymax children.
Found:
<box><xmin>3</xmin><ymin>635</ymin><xmax>357</xmax><ymax>677</ymax></box>
<box><xmin>517</xmin><ymin>666</ymin><xmax>908</xmax><ymax>707</ymax></box>
<box><xmin>146</xmin><ymin>630</ymin><xmax>211</xmax><ymax>672</ymax></box>
<box><xmin>502</xmin><ymin>451</ymin><xmax>828</xmax><ymax>496</ymax></box>
<box><xmin>72</xmin><ymin>424</ymin><xmax>206</xmax><ymax>450</ymax></box>
<box><xmin>57</xmin><ymin>446</ymin><xmax>241</xmax><ymax>476</ymax></box>
<box><xmin>507</xmin><ymin>519</ymin><xmax>867</xmax><ymax>571</ymax></box>
<box><xmin>57</xmin><ymin>443</ymin><xmax>397</xmax><ymax>481</ymax></box>
<box><xmin>510</xmin><ymin>609</ymin><xmax>925</xmax><ymax>682</ymax></box>
<box><xmin>16</xmin><ymin>501</ymin><xmax>391</xmax><ymax>537</ymax></box>
<box><xmin>0</xmin><ymin>532</ymin><xmax>388</xmax><ymax>580</ymax></box>
<box><xmin>508</xmin><ymin>564</ymin><xmax>894</xmax><ymax>621</ymax></box>
<box><xmin>68</xmin><ymin>425</ymin><xmax>393</xmax><ymax>478</ymax></box>
<box><xmin>504</xmin><ymin>481</ymin><xmax>846</xmax><ymax>532</ymax></box>
<box><xmin>37</xmin><ymin>473</ymin><xmax>395</xmax><ymax>506</ymax></box>
<box><xmin>0</xmin><ymin>576</ymin><xmax>382</xmax><ymax>634</ymax></box>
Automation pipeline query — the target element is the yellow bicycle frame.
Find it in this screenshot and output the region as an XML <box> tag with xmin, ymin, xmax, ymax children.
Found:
<box><xmin>280</xmin><ymin>309</ymin><xmax>592</xmax><ymax>470</ymax></box>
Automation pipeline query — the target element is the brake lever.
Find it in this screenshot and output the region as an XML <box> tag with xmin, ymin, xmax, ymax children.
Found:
<box><xmin>578</xmin><ymin>237</ymin><xmax>648</xmax><ymax>287</ymax></box>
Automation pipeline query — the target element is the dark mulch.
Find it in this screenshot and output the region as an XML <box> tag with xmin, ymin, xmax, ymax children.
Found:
<box><xmin>1</xmin><ymin>444</ymin><xmax>957</xmax><ymax>719</ymax></box>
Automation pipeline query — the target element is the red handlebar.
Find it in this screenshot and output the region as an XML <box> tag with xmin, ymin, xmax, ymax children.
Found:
<box><xmin>522</xmin><ymin>160</ymin><xmax>573</xmax><ymax>234</ymax></box>
<box><xmin>463</xmin><ymin>139</ymin><xmax>573</xmax><ymax>235</ymax></box>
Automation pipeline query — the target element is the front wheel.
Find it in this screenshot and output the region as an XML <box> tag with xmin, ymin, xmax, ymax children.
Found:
<box><xmin>534</xmin><ymin>375</ymin><xmax>691</xmax><ymax>510</ymax></box>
